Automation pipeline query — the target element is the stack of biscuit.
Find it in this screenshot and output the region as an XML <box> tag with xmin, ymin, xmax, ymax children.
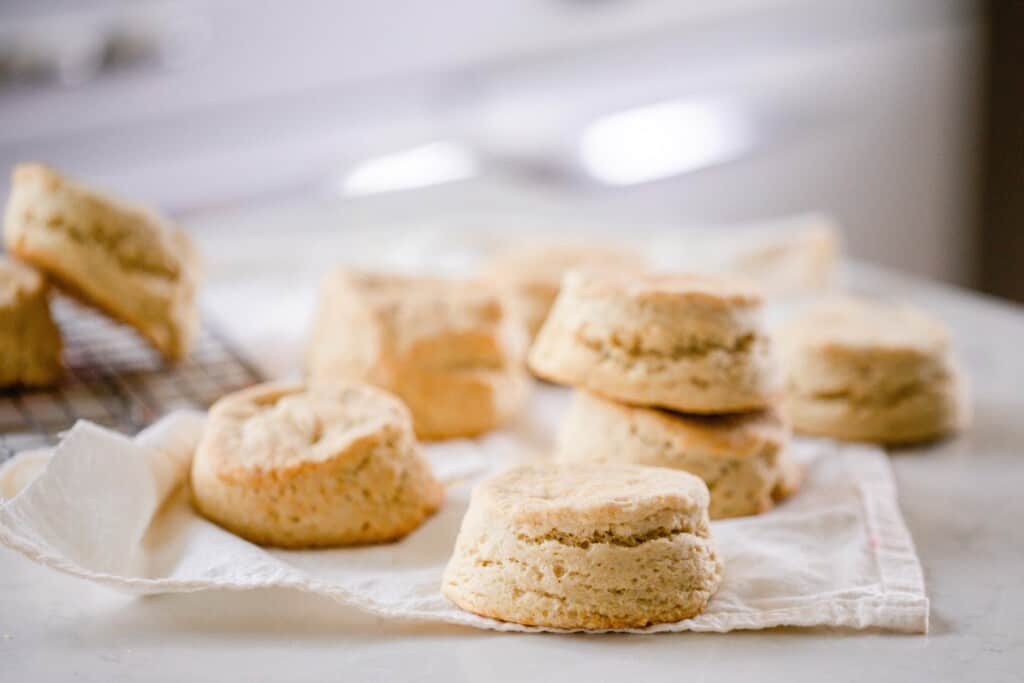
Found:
<box><xmin>528</xmin><ymin>269</ymin><xmax>801</xmax><ymax>519</ymax></box>
<box><xmin>305</xmin><ymin>270</ymin><xmax>529</xmax><ymax>440</ymax></box>
<box><xmin>1</xmin><ymin>163</ymin><xmax>201</xmax><ymax>387</ymax></box>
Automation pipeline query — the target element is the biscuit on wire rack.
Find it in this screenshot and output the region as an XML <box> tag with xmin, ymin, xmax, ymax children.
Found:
<box><xmin>3</xmin><ymin>163</ymin><xmax>201</xmax><ymax>361</ymax></box>
<box><xmin>0</xmin><ymin>256</ymin><xmax>62</xmax><ymax>387</ymax></box>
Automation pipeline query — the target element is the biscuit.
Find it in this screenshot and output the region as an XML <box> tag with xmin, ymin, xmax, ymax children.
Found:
<box><xmin>0</xmin><ymin>256</ymin><xmax>62</xmax><ymax>387</ymax></box>
<box><xmin>3</xmin><ymin>163</ymin><xmax>201</xmax><ymax>360</ymax></box>
<box><xmin>190</xmin><ymin>382</ymin><xmax>442</xmax><ymax>548</ymax></box>
<box><xmin>484</xmin><ymin>243</ymin><xmax>646</xmax><ymax>340</ymax></box>
<box><xmin>305</xmin><ymin>270</ymin><xmax>529</xmax><ymax>440</ymax></box>
<box><xmin>527</xmin><ymin>269</ymin><xmax>779</xmax><ymax>413</ymax></box>
<box><xmin>778</xmin><ymin>297</ymin><xmax>968</xmax><ymax>444</ymax></box>
<box><xmin>442</xmin><ymin>462</ymin><xmax>721</xmax><ymax>629</ymax></box>
<box><xmin>721</xmin><ymin>215</ymin><xmax>840</xmax><ymax>296</ymax></box>
<box><xmin>555</xmin><ymin>391</ymin><xmax>800</xmax><ymax>518</ymax></box>
<box><xmin>654</xmin><ymin>214</ymin><xmax>841</xmax><ymax>297</ymax></box>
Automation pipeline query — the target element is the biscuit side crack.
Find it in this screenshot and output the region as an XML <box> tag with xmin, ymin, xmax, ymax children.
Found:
<box><xmin>466</xmin><ymin>556</ymin><xmax>717</xmax><ymax>603</ymax></box>
<box><xmin>574</xmin><ymin>330</ymin><xmax>757</xmax><ymax>362</ymax></box>
<box><xmin>802</xmin><ymin>377</ymin><xmax>953</xmax><ymax>408</ymax></box>
<box><xmin>514</xmin><ymin>525</ymin><xmax>697</xmax><ymax>549</ymax></box>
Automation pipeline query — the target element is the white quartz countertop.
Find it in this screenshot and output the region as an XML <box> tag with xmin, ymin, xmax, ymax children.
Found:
<box><xmin>1</xmin><ymin>262</ymin><xmax>1021</xmax><ymax>682</ymax></box>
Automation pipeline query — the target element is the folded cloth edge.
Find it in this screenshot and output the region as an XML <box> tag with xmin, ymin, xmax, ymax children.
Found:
<box><xmin>0</xmin><ymin>415</ymin><xmax>930</xmax><ymax>635</ymax></box>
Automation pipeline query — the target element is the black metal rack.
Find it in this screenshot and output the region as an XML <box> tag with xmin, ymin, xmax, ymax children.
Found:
<box><xmin>0</xmin><ymin>296</ymin><xmax>262</xmax><ymax>463</ymax></box>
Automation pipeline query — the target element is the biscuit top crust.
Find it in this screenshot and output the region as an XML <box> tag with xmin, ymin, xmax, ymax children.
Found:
<box><xmin>319</xmin><ymin>269</ymin><xmax>522</xmax><ymax>365</ymax></box>
<box><xmin>486</xmin><ymin>242</ymin><xmax>646</xmax><ymax>285</ymax></box>
<box><xmin>0</xmin><ymin>256</ymin><xmax>44</xmax><ymax>306</ymax></box>
<box><xmin>203</xmin><ymin>382</ymin><xmax>413</xmax><ymax>470</ymax></box>
<box><xmin>473</xmin><ymin>463</ymin><xmax>710</xmax><ymax>539</ymax></box>
<box><xmin>580</xmin><ymin>392</ymin><xmax>788</xmax><ymax>460</ymax></box>
<box><xmin>339</xmin><ymin>270</ymin><xmax>503</xmax><ymax>324</ymax></box>
<box><xmin>563</xmin><ymin>268</ymin><xmax>763</xmax><ymax>308</ymax></box>
<box><xmin>780</xmin><ymin>297</ymin><xmax>949</xmax><ymax>357</ymax></box>
<box><xmin>9</xmin><ymin>163</ymin><xmax>194</xmax><ymax>279</ymax></box>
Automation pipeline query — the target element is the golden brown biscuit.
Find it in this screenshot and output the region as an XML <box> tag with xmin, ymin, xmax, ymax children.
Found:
<box><xmin>778</xmin><ymin>297</ymin><xmax>968</xmax><ymax>444</ymax></box>
<box><xmin>3</xmin><ymin>163</ymin><xmax>201</xmax><ymax>360</ymax></box>
<box><xmin>305</xmin><ymin>270</ymin><xmax>529</xmax><ymax>439</ymax></box>
<box><xmin>190</xmin><ymin>382</ymin><xmax>442</xmax><ymax>548</ymax></box>
<box><xmin>556</xmin><ymin>391</ymin><xmax>800</xmax><ymax>518</ymax></box>
<box><xmin>442</xmin><ymin>462</ymin><xmax>722</xmax><ymax>629</ymax></box>
<box><xmin>0</xmin><ymin>256</ymin><xmax>62</xmax><ymax>386</ymax></box>
<box><xmin>528</xmin><ymin>269</ymin><xmax>780</xmax><ymax>413</ymax></box>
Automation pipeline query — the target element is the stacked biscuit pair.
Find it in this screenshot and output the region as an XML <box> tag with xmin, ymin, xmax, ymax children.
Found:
<box><xmin>530</xmin><ymin>268</ymin><xmax>800</xmax><ymax>519</ymax></box>
<box><xmin>1</xmin><ymin>164</ymin><xmax>201</xmax><ymax>387</ymax></box>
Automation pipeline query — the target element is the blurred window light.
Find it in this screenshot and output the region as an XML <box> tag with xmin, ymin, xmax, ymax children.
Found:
<box><xmin>579</xmin><ymin>99</ymin><xmax>753</xmax><ymax>186</ymax></box>
<box><xmin>341</xmin><ymin>141</ymin><xmax>479</xmax><ymax>196</ymax></box>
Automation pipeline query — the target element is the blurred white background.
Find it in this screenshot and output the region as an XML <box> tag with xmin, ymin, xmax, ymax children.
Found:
<box><xmin>0</xmin><ymin>1</ymin><xmax>984</xmax><ymax>285</ymax></box>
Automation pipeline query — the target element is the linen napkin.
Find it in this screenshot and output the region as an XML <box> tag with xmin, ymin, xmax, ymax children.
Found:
<box><xmin>0</xmin><ymin>386</ymin><xmax>928</xmax><ymax>634</ymax></box>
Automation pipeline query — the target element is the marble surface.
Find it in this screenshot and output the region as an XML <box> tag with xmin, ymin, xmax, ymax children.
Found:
<box><xmin>1</xmin><ymin>263</ymin><xmax>1022</xmax><ymax>682</ymax></box>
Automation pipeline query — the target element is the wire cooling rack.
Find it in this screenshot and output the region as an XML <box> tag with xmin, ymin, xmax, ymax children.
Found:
<box><xmin>0</xmin><ymin>296</ymin><xmax>262</xmax><ymax>464</ymax></box>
